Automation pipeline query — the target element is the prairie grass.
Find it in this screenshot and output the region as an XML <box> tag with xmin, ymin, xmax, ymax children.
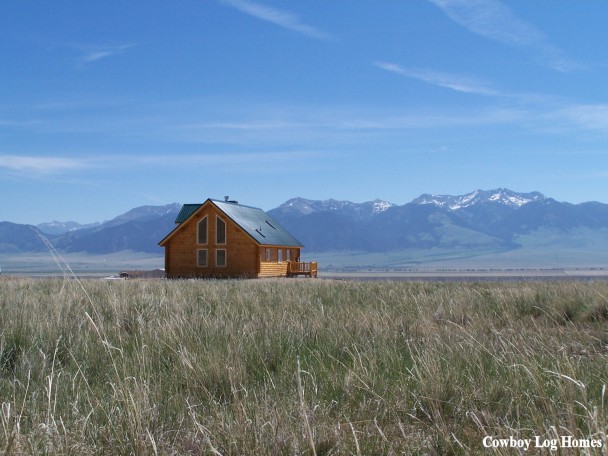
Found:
<box><xmin>0</xmin><ymin>277</ymin><xmax>606</xmax><ymax>454</ymax></box>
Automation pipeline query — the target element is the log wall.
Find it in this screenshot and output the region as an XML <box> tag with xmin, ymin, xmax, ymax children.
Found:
<box><xmin>165</xmin><ymin>203</ymin><xmax>258</xmax><ymax>278</ymax></box>
<box><xmin>163</xmin><ymin>202</ymin><xmax>302</xmax><ymax>278</ymax></box>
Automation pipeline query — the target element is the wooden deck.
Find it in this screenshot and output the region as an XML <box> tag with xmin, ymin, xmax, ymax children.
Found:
<box><xmin>286</xmin><ymin>261</ymin><xmax>318</xmax><ymax>278</ymax></box>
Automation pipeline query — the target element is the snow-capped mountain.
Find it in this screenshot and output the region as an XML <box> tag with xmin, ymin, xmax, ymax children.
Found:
<box><xmin>274</xmin><ymin>197</ymin><xmax>394</xmax><ymax>219</ymax></box>
<box><xmin>5</xmin><ymin>190</ymin><xmax>608</xmax><ymax>261</ymax></box>
<box><xmin>51</xmin><ymin>203</ymin><xmax>182</xmax><ymax>253</ymax></box>
<box><xmin>102</xmin><ymin>203</ymin><xmax>182</xmax><ymax>228</ymax></box>
<box><xmin>4</xmin><ymin>203</ymin><xmax>182</xmax><ymax>254</ymax></box>
<box><xmin>37</xmin><ymin>220</ymin><xmax>101</xmax><ymax>235</ymax></box>
<box><xmin>37</xmin><ymin>204</ymin><xmax>181</xmax><ymax>235</ymax></box>
<box><xmin>267</xmin><ymin>189</ymin><xmax>608</xmax><ymax>255</ymax></box>
<box><xmin>411</xmin><ymin>188</ymin><xmax>546</xmax><ymax>210</ymax></box>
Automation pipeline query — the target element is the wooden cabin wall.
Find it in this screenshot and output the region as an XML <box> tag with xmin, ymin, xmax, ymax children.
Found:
<box><xmin>258</xmin><ymin>262</ymin><xmax>288</xmax><ymax>277</ymax></box>
<box><xmin>257</xmin><ymin>247</ymin><xmax>301</xmax><ymax>278</ymax></box>
<box><xmin>165</xmin><ymin>204</ymin><xmax>258</xmax><ymax>277</ymax></box>
<box><xmin>259</xmin><ymin>247</ymin><xmax>301</xmax><ymax>262</ymax></box>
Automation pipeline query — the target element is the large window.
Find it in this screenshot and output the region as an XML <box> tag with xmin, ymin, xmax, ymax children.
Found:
<box><xmin>216</xmin><ymin>249</ymin><xmax>226</xmax><ymax>267</ymax></box>
<box><xmin>265</xmin><ymin>248</ymin><xmax>271</xmax><ymax>261</ymax></box>
<box><xmin>197</xmin><ymin>249</ymin><xmax>208</xmax><ymax>267</ymax></box>
<box><xmin>197</xmin><ymin>216</ymin><xmax>207</xmax><ymax>245</ymax></box>
<box><xmin>286</xmin><ymin>249</ymin><xmax>291</xmax><ymax>261</ymax></box>
<box><xmin>278</xmin><ymin>249</ymin><xmax>283</xmax><ymax>263</ymax></box>
<box><xmin>216</xmin><ymin>217</ymin><xmax>226</xmax><ymax>244</ymax></box>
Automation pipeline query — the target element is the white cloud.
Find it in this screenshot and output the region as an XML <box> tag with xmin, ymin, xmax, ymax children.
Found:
<box><xmin>81</xmin><ymin>44</ymin><xmax>135</xmax><ymax>63</ymax></box>
<box><xmin>82</xmin><ymin>50</ymin><xmax>117</xmax><ymax>63</ymax></box>
<box><xmin>556</xmin><ymin>104</ymin><xmax>608</xmax><ymax>133</ymax></box>
<box><xmin>174</xmin><ymin>120</ymin><xmax>307</xmax><ymax>132</ymax></box>
<box><xmin>428</xmin><ymin>0</ymin><xmax>580</xmax><ymax>72</ymax></box>
<box><xmin>429</xmin><ymin>0</ymin><xmax>541</xmax><ymax>45</ymax></box>
<box><xmin>56</xmin><ymin>43</ymin><xmax>137</xmax><ymax>66</ymax></box>
<box><xmin>0</xmin><ymin>155</ymin><xmax>89</xmax><ymax>174</ymax></box>
<box><xmin>374</xmin><ymin>61</ymin><xmax>499</xmax><ymax>95</ymax></box>
<box><xmin>168</xmin><ymin>104</ymin><xmax>527</xmax><ymax>148</ymax></box>
<box><xmin>132</xmin><ymin>150</ymin><xmax>320</xmax><ymax>166</ymax></box>
<box><xmin>219</xmin><ymin>0</ymin><xmax>331</xmax><ymax>40</ymax></box>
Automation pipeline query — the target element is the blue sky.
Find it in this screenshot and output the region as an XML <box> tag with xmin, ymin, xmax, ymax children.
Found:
<box><xmin>3</xmin><ymin>0</ymin><xmax>608</xmax><ymax>224</ymax></box>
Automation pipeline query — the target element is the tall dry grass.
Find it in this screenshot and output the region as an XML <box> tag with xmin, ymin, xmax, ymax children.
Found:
<box><xmin>0</xmin><ymin>277</ymin><xmax>606</xmax><ymax>454</ymax></box>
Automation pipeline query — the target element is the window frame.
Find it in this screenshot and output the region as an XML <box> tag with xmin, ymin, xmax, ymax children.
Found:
<box><xmin>216</xmin><ymin>216</ymin><xmax>226</xmax><ymax>245</ymax></box>
<box><xmin>197</xmin><ymin>216</ymin><xmax>208</xmax><ymax>245</ymax></box>
<box><xmin>216</xmin><ymin>249</ymin><xmax>227</xmax><ymax>268</ymax></box>
<box><xmin>197</xmin><ymin>249</ymin><xmax>208</xmax><ymax>267</ymax></box>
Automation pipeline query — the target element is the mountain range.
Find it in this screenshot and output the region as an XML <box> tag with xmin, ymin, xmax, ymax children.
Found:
<box><xmin>267</xmin><ymin>189</ymin><xmax>608</xmax><ymax>254</ymax></box>
<box><xmin>3</xmin><ymin>190</ymin><xmax>608</xmax><ymax>267</ymax></box>
<box><xmin>0</xmin><ymin>204</ymin><xmax>181</xmax><ymax>255</ymax></box>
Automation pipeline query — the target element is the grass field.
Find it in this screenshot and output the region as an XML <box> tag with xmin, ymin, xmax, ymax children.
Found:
<box><xmin>0</xmin><ymin>278</ymin><xmax>607</xmax><ymax>454</ymax></box>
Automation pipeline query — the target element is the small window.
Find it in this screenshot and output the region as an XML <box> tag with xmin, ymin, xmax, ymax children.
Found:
<box><xmin>197</xmin><ymin>217</ymin><xmax>207</xmax><ymax>245</ymax></box>
<box><xmin>197</xmin><ymin>249</ymin><xmax>208</xmax><ymax>267</ymax></box>
<box><xmin>278</xmin><ymin>249</ymin><xmax>283</xmax><ymax>263</ymax></box>
<box><xmin>216</xmin><ymin>217</ymin><xmax>226</xmax><ymax>244</ymax></box>
<box><xmin>216</xmin><ymin>249</ymin><xmax>226</xmax><ymax>267</ymax></box>
<box><xmin>265</xmin><ymin>248</ymin><xmax>271</xmax><ymax>261</ymax></box>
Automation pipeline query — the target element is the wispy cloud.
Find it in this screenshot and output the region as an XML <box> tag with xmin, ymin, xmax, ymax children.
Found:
<box><xmin>374</xmin><ymin>61</ymin><xmax>499</xmax><ymax>95</ymax></box>
<box><xmin>554</xmin><ymin>104</ymin><xmax>608</xmax><ymax>133</ymax></box>
<box><xmin>174</xmin><ymin>120</ymin><xmax>308</xmax><ymax>132</ymax></box>
<box><xmin>429</xmin><ymin>0</ymin><xmax>541</xmax><ymax>46</ymax></box>
<box><xmin>54</xmin><ymin>42</ymin><xmax>137</xmax><ymax>66</ymax></box>
<box><xmin>428</xmin><ymin>0</ymin><xmax>580</xmax><ymax>72</ymax></box>
<box><xmin>219</xmin><ymin>0</ymin><xmax>331</xmax><ymax>40</ymax></box>
<box><xmin>79</xmin><ymin>43</ymin><xmax>136</xmax><ymax>64</ymax></box>
<box><xmin>169</xmin><ymin>104</ymin><xmax>527</xmax><ymax>147</ymax></box>
<box><xmin>131</xmin><ymin>150</ymin><xmax>322</xmax><ymax>167</ymax></box>
<box><xmin>0</xmin><ymin>155</ymin><xmax>90</xmax><ymax>174</ymax></box>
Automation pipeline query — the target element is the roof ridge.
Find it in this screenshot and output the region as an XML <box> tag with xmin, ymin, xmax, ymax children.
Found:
<box><xmin>210</xmin><ymin>199</ymin><xmax>262</xmax><ymax>211</ymax></box>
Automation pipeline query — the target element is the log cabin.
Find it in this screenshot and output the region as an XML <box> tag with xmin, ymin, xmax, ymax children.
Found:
<box><xmin>159</xmin><ymin>198</ymin><xmax>317</xmax><ymax>278</ymax></box>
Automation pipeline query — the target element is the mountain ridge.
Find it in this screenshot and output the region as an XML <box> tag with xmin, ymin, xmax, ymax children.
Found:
<box><xmin>2</xmin><ymin>190</ymin><xmax>608</xmax><ymax>265</ymax></box>
<box><xmin>267</xmin><ymin>189</ymin><xmax>608</xmax><ymax>256</ymax></box>
<box><xmin>410</xmin><ymin>188</ymin><xmax>547</xmax><ymax>210</ymax></box>
<box><xmin>37</xmin><ymin>221</ymin><xmax>101</xmax><ymax>235</ymax></box>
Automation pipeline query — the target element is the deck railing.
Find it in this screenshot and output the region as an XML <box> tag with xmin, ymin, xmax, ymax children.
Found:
<box><xmin>287</xmin><ymin>261</ymin><xmax>318</xmax><ymax>278</ymax></box>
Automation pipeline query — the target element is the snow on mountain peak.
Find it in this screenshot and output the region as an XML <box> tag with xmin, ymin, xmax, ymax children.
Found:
<box><xmin>411</xmin><ymin>189</ymin><xmax>546</xmax><ymax>210</ymax></box>
<box><xmin>277</xmin><ymin>197</ymin><xmax>394</xmax><ymax>218</ymax></box>
<box><xmin>372</xmin><ymin>199</ymin><xmax>394</xmax><ymax>213</ymax></box>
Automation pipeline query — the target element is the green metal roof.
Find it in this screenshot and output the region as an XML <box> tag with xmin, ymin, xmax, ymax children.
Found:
<box><xmin>175</xmin><ymin>204</ymin><xmax>202</xmax><ymax>224</ymax></box>
<box><xmin>211</xmin><ymin>199</ymin><xmax>303</xmax><ymax>247</ymax></box>
<box><xmin>168</xmin><ymin>199</ymin><xmax>303</xmax><ymax>247</ymax></box>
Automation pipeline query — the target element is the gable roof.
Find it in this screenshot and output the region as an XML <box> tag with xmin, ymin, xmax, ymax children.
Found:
<box><xmin>160</xmin><ymin>199</ymin><xmax>304</xmax><ymax>247</ymax></box>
